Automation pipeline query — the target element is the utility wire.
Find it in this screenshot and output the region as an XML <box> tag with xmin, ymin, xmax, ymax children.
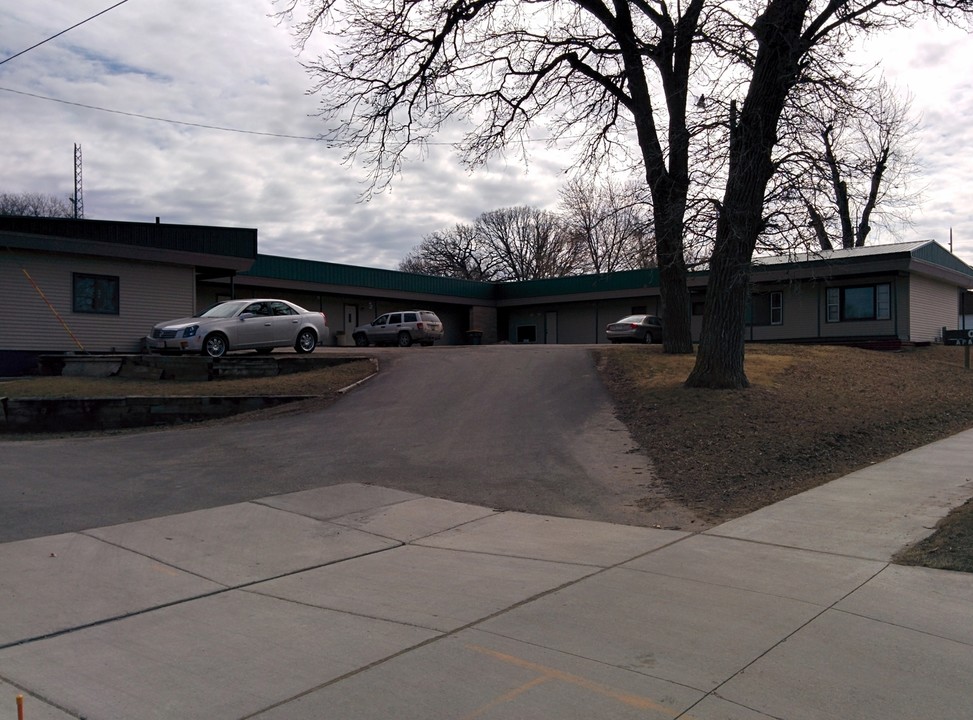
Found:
<box><xmin>0</xmin><ymin>85</ymin><xmax>326</xmax><ymax>141</ymax></box>
<box><xmin>0</xmin><ymin>85</ymin><xmax>562</xmax><ymax>145</ymax></box>
<box><xmin>0</xmin><ymin>0</ymin><xmax>132</xmax><ymax>66</ymax></box>
<box><xmin>0</xmin><ymin>0</ymin><xmax>556</xmax><ymax>146</ymax></box>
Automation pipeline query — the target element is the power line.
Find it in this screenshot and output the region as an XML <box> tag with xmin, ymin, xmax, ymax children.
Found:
<box><xmin>0</xmin><ymin>0</ymin><xmax>132</xmax><ymax>66</ymax></box>
<box><xmin>0</xmin><ymin>84</ymin><xmax>565</xmax><ymax>145</ymax></box>
<box><xmin>0</xmin><ymin>85</ymin><xmax>327</xmax><ymax>141</ymax></box>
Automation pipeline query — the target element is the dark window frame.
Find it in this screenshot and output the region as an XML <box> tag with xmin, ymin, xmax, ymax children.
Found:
<box><xmin>746</xmin><ymin>291</ymin><xmax>783</xmax><ymax>327</ymax></box>
<box><xmin>826</xmin><ymin>283</ymin><xmax>892</xmax><ymax>323</ymax></box>
<box><xmin>72</xmin><ymin>272</ymin><xmax>120</xmax><ymax>315</ymax></box>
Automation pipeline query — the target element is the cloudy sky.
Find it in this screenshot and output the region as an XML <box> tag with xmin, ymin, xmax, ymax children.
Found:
<box><xmin>2</xmin><ymin>1</ymin><xmax>972</xmax><ymax>269</ymax></box>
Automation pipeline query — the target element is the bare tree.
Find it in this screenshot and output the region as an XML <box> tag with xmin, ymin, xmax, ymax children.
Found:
<box><xmin>400</xmin><ymin>223</ymin><xmax>499</xmax><ymax>280</ymax></box>
<box><xmin>0</xmin><ymin>192</ymin><xmax>73</xmax><ymax>217</ymax></box>
<box><xmin>810</xmin><ymin>82</ymin><xmax>920</xmax><ymax>250</ymax></box>
<box><xmin>276</xmin><ymin>0</ymin><xmax>702</xmax><ymax>353</ymax></box>
<box><xmin>475</xmin><ymin>206</ymin><xmax>581</xmax><ymax>281</ymax></box>
<box><xmin>278</xmin><ymin>0</ymin><xmax>972</xmax><ymax>388</ymax></box>
<box><xmin>684</xmin><ymin>1</ymin><xmax>968</xmax><ymax>389</ymax></box>
<box><xmin>558</xmin><ymin>179</ymin><xmax>656</xmax><ymax>273</ymax></box>
<box><xmin>400</xmin><ymin>206</ymin><xmax>581</xmax><ymax>281</ymax></box>
<box><xmin>760</xmin><ymin>78</ymin><xmax>921</xmax><ymax>253</ymax></box>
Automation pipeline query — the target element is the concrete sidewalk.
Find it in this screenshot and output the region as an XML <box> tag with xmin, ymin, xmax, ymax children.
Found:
<box><xmin>2</xmin><ymin>432</ymin><xmax>972</xmax><ymax>720</ymax></box>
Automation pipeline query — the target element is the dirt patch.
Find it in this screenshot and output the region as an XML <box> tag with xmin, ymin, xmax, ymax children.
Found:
<box><xmin>893</xmin><ymin>498</ymin><xmax>973</xmax><ymax>573</ymax></box>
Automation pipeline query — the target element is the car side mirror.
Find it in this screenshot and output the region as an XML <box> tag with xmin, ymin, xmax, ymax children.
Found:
<box><xmin>240</xmin><ymin>312</ymin><xmax>255</xmax><ymax>320</ymax></box>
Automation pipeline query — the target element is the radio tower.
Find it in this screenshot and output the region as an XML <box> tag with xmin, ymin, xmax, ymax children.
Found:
<box><xmin>72</xmin><ymin>143</ymin><xmax>84</xmax><ymax>219</ymax></box>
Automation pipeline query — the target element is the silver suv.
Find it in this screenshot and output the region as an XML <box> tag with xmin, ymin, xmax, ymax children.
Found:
<box><xmin>353</xmin><ymin>310</ymin><xmax>444</xmax><ymax>347</ymax></box>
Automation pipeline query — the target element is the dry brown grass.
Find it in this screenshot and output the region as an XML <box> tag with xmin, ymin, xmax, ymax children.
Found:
<box><xmin>598</xmin><ymin>343</ymin><xmax>973</xmax><ymax>569</ymax></box>
<box><xmin>601</xmin><ymin>343</ymin><xmax>973</xmax><ymax>517</ymax></box>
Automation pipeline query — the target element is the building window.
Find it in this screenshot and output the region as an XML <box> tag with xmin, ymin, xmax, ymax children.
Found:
<box><xmin>73</xmin><ymin>273</ymin><xmax>119</xmax><ymax>314</ymax></box>
<box><xmin>747</xmin><ymin>292</ymin><xmax>784</xmax><ymax>326</ymax></box>
<box><xmin>516</xmin><ymin>325</ymin><xmax>537</xmax><ymax>343</ymax></box>
<box><xmin>826</xmin><ymin>283</ymin><xmax>891</xmax><ymax>322</ymax></box>
<box><xmin>770</xmin><ymin>292</ymin><xmax>783</xmax><ymax>325</ymax></box>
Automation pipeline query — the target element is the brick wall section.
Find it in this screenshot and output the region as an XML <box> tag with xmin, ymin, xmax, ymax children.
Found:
<box><xmin>468</xmin><ymin>306</ymin><xmax>498</xmax><ymax>344</ymax></box>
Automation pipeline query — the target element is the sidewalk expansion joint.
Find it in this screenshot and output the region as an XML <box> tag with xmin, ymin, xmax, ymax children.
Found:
<box><xmin>672</xmin><ymin>561</ymin><xmax>892</xmax><ymax>719</ymax></box>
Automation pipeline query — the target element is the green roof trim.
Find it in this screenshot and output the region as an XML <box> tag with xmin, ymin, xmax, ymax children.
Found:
<box><xmin>245</xmin><ymin>254</ymin><xmax>497</xmax><ymax>300</ymax></box>
<box><xmin>495</xmin><ymin>268</ymin><xmax>662</xmax><ymax>300</ymax></box>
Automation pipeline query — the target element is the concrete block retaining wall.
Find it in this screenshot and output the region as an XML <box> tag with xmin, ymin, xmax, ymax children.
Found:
<box><xmin>2</xmin><ymin>353</ymin><xmax>369</xmax><ymax>434</ymax></box>
<box><xmin>0</xmin><ymin>395</ymin><xmax>314</xmax><ymax>433</ymax></box>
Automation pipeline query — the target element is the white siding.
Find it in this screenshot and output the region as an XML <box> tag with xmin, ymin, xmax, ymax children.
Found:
<box><xmin>910</xmin><ymin>274</ymin><xmax>961</xmax><ymax>342</ymax></box>
<box><xmin>2</xmin><ymin>251</ymin><xmax>195</xmax><ymax>353</ymax></box>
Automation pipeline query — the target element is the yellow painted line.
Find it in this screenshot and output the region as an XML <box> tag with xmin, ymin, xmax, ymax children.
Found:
<box><xmin>458</xmin><ymin>674</ymin><xmax>552</xmax><ymax>720</ymax></box>
<box><xmin>465</xmin><ymin>644</ymin><xmax>695</xmax><ymax>718</ymax></box>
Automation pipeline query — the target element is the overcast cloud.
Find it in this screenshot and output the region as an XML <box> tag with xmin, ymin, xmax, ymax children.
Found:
<box><xmin>2</xmin><ymin>1</ymin><xmax>972</xmax><ymax>269</ymax></box>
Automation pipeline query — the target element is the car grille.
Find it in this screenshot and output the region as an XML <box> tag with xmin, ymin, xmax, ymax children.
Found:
<box><xmin>153</xmin><ymin>329</ymin><xmax>178</xmax><ymax>339</ymax></box>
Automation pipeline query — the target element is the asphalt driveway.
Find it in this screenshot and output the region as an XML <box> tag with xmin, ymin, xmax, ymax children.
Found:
<box><xmin>0</xmin><ymin>345</ymin><xmax>681</xmax><ymax>542</ymax></box>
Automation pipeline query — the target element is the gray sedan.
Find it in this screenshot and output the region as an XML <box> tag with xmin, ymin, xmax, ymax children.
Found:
<box><xmin>146</xmin><ymin>299</ymin><xmax>330</xmax><ymax>357</ymax></box>
<box><xmin>606</xmin><ymin>314</ymin><xmax>664</xmax><ymax>344</ymax></box>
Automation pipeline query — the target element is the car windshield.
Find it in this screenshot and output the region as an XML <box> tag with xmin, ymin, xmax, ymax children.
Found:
<box><xmin>195</xmin><ymin>301</ymin><xmax>247</xmax><ymax>319</ymax></box>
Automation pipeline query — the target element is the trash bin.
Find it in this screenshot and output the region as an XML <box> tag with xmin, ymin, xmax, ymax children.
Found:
<box><xmin>465</xmin><ymin>331</ymin><xmax>483</xmax><ymax>345</ymax></box>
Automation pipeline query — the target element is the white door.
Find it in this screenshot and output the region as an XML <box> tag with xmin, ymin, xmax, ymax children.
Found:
<box><xmin>545</xmin><ymin>312</ymin><xmax>558</xmax><ymax>344</ymax></box>
<box><xmin>343</xmin><ymin>304</ymin><xmax>358</xmax><ymax>345</ymax></box>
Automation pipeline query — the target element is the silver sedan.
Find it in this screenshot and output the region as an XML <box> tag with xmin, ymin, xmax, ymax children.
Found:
<box><xmin>146</xmin><ymin>299</ymin><xmax>330</xmax><ymax>357</ymax></box>
<box><xmin>606</xmin><ymin>314</ymin><xmax>664</xmax><ymax>344</ymax></box>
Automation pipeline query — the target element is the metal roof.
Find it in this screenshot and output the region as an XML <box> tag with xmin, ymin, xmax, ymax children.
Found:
<box><xmin>751</xmin><ymin>240</ymin><xmax>973</xmax><ymax>283</ymax></box>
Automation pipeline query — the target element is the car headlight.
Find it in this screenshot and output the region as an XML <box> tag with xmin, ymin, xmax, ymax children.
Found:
<box><xmin>182</xmin><ymin>325</ymin><xmax>199</xmax><ymax>338</ymax></box>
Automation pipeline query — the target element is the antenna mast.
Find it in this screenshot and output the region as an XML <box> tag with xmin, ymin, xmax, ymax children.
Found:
<box><xmin>72</xmin><ymin>143</ymin><xmax>84</xmax><ymax>219</ymax></box>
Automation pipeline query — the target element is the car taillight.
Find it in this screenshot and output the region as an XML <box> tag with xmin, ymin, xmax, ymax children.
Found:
<box><xmin>320</xmin><ymin>312</ymin><xmax>327</xmax><ymax>325</ymax></box>
<box><xmin>630</xmin><ymin>323</ymin><xmax>639</xmax><ymax>329</ymax></box>
<box><xmin>416</xmin><ymin>322</ymin><xmax>424</xmax><ymax>330</ymax></box>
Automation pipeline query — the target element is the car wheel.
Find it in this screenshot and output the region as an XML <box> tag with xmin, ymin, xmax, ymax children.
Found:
<box><xmin>397</xmin><ymin>331</ymin><xmax>413</xmax><ymax>347</ymax></box>
<box><xmin>295</xmin><ymin>329</ymin><xmax>317</xmax><ymax>353</ymax></box>
<box><xmin>643</xmin><ymin>331</ymin><xmax>654</xmax><ymax>344</ymax></box>
<box><xmin>353</xmin><ymin>333</ymin><xmax>369</xmax><ymax>347</ymax></box>
<box><xmin>203</xmin><ymin>333</ymin><xmax>228</xmax><ymax>358</ymax></box>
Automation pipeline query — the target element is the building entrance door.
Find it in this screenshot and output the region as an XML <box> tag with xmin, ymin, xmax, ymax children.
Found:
<box><xmin>545</xmin><ymin>311</ymin><xmax>558</xmax><ymax>344</ymax></box>
<box><xmin>343</xmin><ymin>304</ymin><xmax>358</xmax><ymax>345</ymax></box>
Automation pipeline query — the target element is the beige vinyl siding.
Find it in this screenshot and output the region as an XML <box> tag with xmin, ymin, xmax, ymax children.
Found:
<box><xmin>748</xmin><ymin>285</ymin><xmax>818</xmax><ymax>341</ymax></box>
<box><xmin>818</xmin><ymin>276</ymin><xmax>899</xmax><ymax>340</ymax></box>
<box><xmin>909</xmin><ymin>274</ymin><xmax>960</xmax><ymax>342</ymax></box>
<box><xmin>2</xmin><ymin>251</ymin><xmax>194</xmax><ymax>353</ymax></box>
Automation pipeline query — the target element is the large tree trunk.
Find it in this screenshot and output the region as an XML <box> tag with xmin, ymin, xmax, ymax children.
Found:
<box><xmin>656</xmin><ymin>204</ymin><xmax>693</xmax><ymax>354</ymax></box>
<box><xmin>685</xmin><ymin>0</ymin><xmax>810</xmax><ymax>389</ymax></box>
<box><xmin>614</xmin><ymin>0</ymin><xmax>700</xmax><ymax>355</ymax></box>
